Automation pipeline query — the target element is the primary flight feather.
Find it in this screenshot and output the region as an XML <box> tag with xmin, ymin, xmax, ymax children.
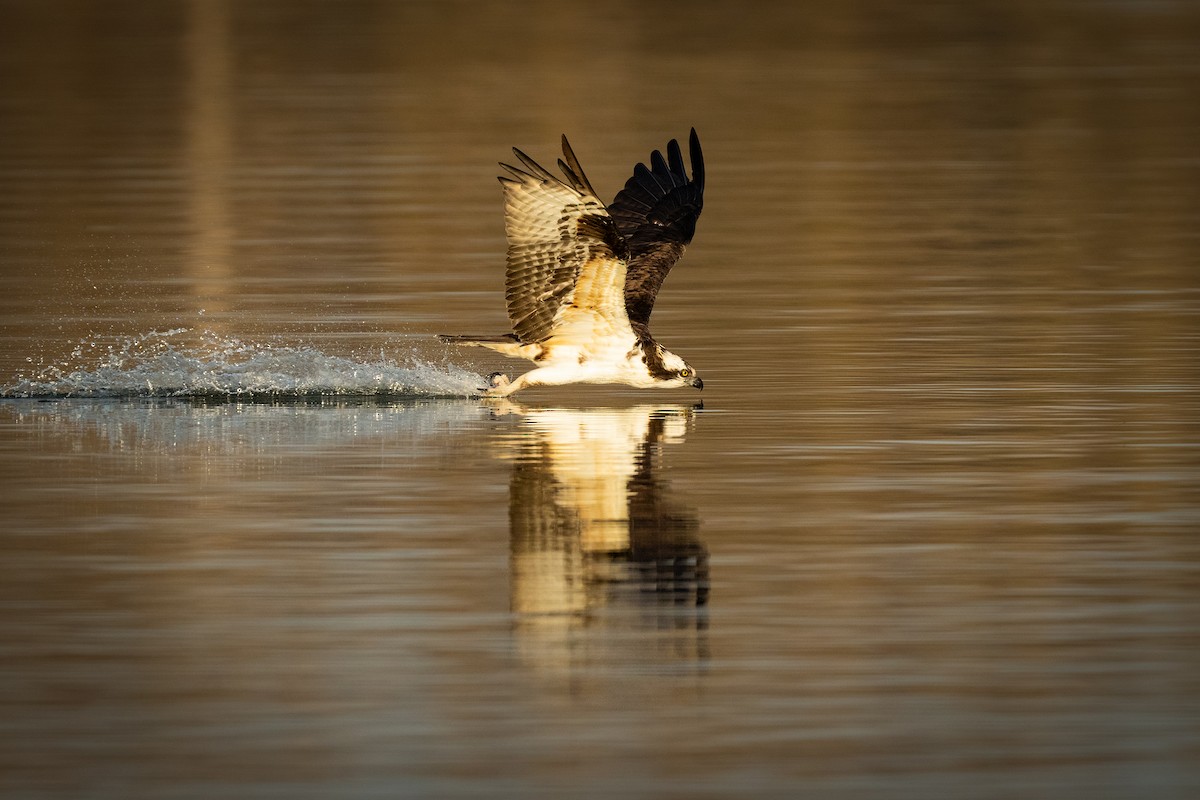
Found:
<box><xmin>439</xmin><ymin>130</ymin><xmax>706</xmax><ymax>396</ymax></box>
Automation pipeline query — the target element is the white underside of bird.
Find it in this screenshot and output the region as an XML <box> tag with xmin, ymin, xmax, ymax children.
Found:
<box><xmin>448</xmin><ymin>292</ymin><xmax>697</xmax><ymax>395</ymax></box>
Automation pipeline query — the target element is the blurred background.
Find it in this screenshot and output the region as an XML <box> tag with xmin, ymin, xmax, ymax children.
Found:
<box><xmin>1</xmin><ymin>1</ymin><xmax>1198</xmax><ymax>798</ymax></box>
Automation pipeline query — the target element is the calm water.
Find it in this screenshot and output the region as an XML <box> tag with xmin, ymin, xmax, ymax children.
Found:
<box><xmin>2</xmin><ymin>1</ymin><xmax>1199</xmax><ymax>798</ymax></box>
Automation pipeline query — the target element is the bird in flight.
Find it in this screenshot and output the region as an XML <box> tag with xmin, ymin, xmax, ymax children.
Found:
<box><xmin>439</xmin><ymin>130</ymin><xmax>706</xmax><ymax>396</ymax></box>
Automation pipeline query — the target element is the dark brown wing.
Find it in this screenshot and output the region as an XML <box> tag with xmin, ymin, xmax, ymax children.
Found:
<box><xmin>607</xmin><ymin>129</ymin><xmax>705</xmax><ymax>334</ymax></box>
<box><xmin>498</xmin><ymin>137</ymin><xmax>628</xmax><ymax>344</ymax></box>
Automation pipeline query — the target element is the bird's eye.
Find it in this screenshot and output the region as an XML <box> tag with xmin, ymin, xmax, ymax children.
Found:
<box><xmin>680</xmin><ymin>369</ymin><xmax>690</xmax><ymax>378</ymax></box>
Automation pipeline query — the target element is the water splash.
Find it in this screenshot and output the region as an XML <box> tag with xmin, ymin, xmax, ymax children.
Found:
<box><xmin>2</xmin><ymin>329</ymin><xmax>483</xmax><ymax>399</ymax></box>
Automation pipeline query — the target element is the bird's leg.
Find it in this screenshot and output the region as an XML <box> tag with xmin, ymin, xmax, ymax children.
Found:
<box><xmin>480</xmin><ymin>372</ymin><xmax>511</xmax><ymax>396</ymax></box>
<box><xmin>481</xmin><ymin>369</ymin><xmax>552</xmax><ymax>398</ymax></box>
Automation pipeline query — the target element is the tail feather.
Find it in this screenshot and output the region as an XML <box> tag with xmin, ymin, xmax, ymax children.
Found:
<box><xmin>437</xmin><ymin>333</ymin><xmax>519</xmax><ymax>346</ymax></box>
<box><xmin>439</xmin><ymin>331</ymin><xmax>532</xmax><ymax>357</ymax></box>
<box><xmin>438</xmin><ymin>332</ymin><xmax>533</xmax><ymax>359</ymax></box>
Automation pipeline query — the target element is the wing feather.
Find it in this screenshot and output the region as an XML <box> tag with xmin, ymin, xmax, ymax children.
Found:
<box><xmin>557</xmin><ymin>134</ymin><xmax>600</xmax><ymax>198</ymax></box>
<box><xmin>608</xmin><ymin>129</ymin><xmax>705</xmax><ymax>333</ymax></box>
<box><xmin>500</xmin><ymin>138</ymin><xmax>630</xmax><ymax>344</ymax></box>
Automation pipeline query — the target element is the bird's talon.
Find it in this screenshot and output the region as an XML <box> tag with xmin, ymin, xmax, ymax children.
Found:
<box><xmin>478</xmin><ymin>372</ymin><xmax>511</xmax><ymax>396</ymax></box>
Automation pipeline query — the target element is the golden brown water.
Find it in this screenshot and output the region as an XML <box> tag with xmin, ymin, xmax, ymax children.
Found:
<box><xmin>2</xmin><ymin>1</ymin><xmax>1198</xmax><ymax>798</ymax></box>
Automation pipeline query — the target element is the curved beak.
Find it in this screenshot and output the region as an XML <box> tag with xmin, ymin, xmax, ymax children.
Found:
<box><xmin>691</xmin><ymin>377</ymin><xmax>704</xmax><ymax>390</ymax></box>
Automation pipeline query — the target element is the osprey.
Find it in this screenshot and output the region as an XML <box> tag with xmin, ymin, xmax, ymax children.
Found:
<box><xmin>439</xmin><ymin>130</ymin><xmax>706</xmax><ymax>396</ymax></box>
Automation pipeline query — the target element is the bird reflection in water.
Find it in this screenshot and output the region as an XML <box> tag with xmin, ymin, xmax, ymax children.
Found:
<box><xmin>490</xmin><ymin>402</ymin><xmax>709</xmax><ymax>673</ymax></box>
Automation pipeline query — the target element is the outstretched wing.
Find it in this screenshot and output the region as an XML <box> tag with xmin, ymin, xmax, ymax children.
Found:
<box><xmin>499</xmin><ymin>138</ymin><xmax>630</xmax><ymax>344</ymax></box>
<box><xmin>607</xmin><ymin>129</ymin><xmax>705</xmax><ymax>334</ymax></box>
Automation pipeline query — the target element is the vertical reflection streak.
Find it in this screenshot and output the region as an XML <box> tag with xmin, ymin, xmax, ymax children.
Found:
<box><xmin>186</xmin><ymin>0</ymin><xmax>233</xmax><ymax>324</ymax></box>
<box><xmin>495</xmin><ymin>403</ymin><xmax>709</xmax><ymax>674</ymax></box>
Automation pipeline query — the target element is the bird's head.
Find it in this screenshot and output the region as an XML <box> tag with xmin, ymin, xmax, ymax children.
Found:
<box><xmin>658</xmin><ymin>348</ymin><xmax>704</xmax><ymax>391</ymax></box>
